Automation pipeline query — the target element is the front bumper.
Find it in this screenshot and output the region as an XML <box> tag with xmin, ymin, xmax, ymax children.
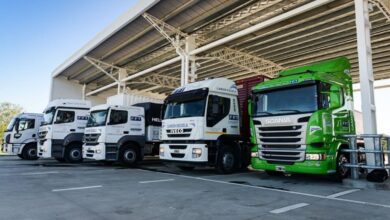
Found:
<box><xmin>160</xmin><ymin>143</ymin><xmax>208</xmax><ymax>163</ymax></box>
<box><xmin>10</xmin><ymin>144</ymin><xmax>22</xmax><ymax>155</ymax></box>
<box><xmin>251</xmin><ymin>156</ymin><xmax>336</xmax><ymax>175</ymax></box>
<box><xmin>38</xmin><ymin>139</ymin><xmax>52</xmax><ymax>158</ymax></box>
<box><xmin>83</xmin><ymin>143</ymin><xmax>106</xmax><ymax>160</ymax></box>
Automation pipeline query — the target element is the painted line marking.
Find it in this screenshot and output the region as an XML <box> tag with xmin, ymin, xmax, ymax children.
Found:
<box><xmin>52</xmin><ymin>185</ymin><xmax>102</xmax><ymax>192</ymax></box>
<box><xmin>270</xmin><ymin>203</ymin><xmax>309</xmax><ymax>214</ymax></box>
<box><xmin>21</xmin><ymin>171</ymin><xmax>60</xmax><ymax>175</ymax></box>
<box><xmin>139</xmin><ymin>179</ymin><xmax>174</xmax><ymax>184</ymax></box>
<box><xmin>326</xmin><ymin>189</ymin><xmax>360</xmax><ymax>198</ymax></box>
<box><xmin>137</xmin><ymin>169</ymin><xmax>390</xmax><ymax>209</ymax></box>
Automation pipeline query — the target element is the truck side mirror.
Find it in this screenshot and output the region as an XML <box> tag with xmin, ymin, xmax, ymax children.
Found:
<box><xmin>330</xmin><ymin>85</ymin><xmax>342</xmax><ymax>109</ymax></box>
<box><xmin>15</xmin><ymin>121</ymin><xmax>20</xmax><ymax>133</ymax></box>
<box><xmin>248</xmin><ymin>95</ymin><xmax>253</xmax><ymax>117</ymax></box>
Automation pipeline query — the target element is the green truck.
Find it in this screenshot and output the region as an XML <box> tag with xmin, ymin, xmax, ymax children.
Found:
<box><xmin>250</xmin><ymin>57</ymin><xmax>355</xmax><ymax>178</ymax></box>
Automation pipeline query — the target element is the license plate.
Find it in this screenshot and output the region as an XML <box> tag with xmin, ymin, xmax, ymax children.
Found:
<box><xmin>275</xmin><ymin>166</ymin><xmax>285</xmax><ymax>172</ymax></box>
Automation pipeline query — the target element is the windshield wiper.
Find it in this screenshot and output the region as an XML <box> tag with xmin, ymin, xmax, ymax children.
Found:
<box><xmin>256</xmin><ymin>111</ymin><xmax>273</xmax><ymax>116</ymax></box>
<box><xmin>278</xmin><ymin>109</ymin><xmax>302</xmax><ymax>113</ymax></box>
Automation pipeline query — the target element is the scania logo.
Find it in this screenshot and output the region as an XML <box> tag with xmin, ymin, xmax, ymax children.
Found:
<box><xmin>264</xmin><ymin>117</ymin><xmax>291</xmax><ymax>124</ymax></box>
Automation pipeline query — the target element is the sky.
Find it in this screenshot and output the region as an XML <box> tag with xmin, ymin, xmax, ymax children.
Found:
<box><xmin>0</xmin><ymin>0</ymin><xmax>389</xmax><ymax>134</ymax></box>
<box><xmin>0</xmin><ymin>0</ymin><xmax>137</xmax><ymax>111</ymax></box>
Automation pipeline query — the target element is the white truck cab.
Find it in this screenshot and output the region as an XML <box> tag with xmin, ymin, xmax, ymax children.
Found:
<box><xmin>160</xmin><ymin>78</ymin><xmax>250</xmax><ymax>173</ymax></box>
<box><xmin>83</xmin><ymin>102</ymin><xmax>162</xmax><ymax>166</ymax></box>
<box><xmin>38</xmin><ymin>99</ymin><xmax>91</xmax><ymax>163</ymax></box>
<box><xmin>1</xmin><ymin>113</ymin><xmax>43</xmax><ymax>160</ymax></box>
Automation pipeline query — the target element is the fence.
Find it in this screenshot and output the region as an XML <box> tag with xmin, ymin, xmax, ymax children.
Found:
<box><xmin>342</xmin><ymin>134</ymin><xmax>389</xmax><ymax>179</ymax></box>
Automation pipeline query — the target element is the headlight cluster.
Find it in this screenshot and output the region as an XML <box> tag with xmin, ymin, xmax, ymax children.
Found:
<box><xmin>251</xmin><ymin>152</ymin><xmax>259</xmax><ymax>158</ymax></box>
<box><xmin>192</xmin><ymin>148</ymin><xmax>202</xmax><ymax>158</ymax></box>
<box><xmin>305</xmin><ymin>153</ymin><xmax>326</xmax><ymax>161</ymax></box>
<box><xmin>159</xmin><ymin>147</ymin><xmax>165</xmax><ymax>157</ymax></box>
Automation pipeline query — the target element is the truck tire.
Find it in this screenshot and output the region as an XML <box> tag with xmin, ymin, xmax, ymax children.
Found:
<box><xmin>336</xmin><ymin>151</ymin><xmax>350</xmax><ymax>179</ymax></box>
<box><xmin>178</xmin><ymin>166</ymin><xmax>195</xmax><ymax>171</ymax></box>
<box><xmin>22</xmin><ymin>145</ymin><xmax>39</xmax><ymax>160</ymax></box>
<box><xmin>119</xmin><ymin>145</ymin><xmax>138</xmax><ymax>167</ymax></box>
<box><xmin>64</xmin><ymin>143</ymin><xmax>83</xmax><ymax>163</ymax></box>
<box><xmin>17</xmin><ymin>154</ymin><xmax>24</xmax><ymax>159</ymax></box>
<box><xmin>216</xmin><ymin>145</ymin><xmax>236</xmax><ymax>174</ymax></box>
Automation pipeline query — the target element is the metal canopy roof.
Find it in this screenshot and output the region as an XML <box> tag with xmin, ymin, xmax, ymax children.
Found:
<box><xmin>52</xmin><ymin>0</ymin><xmax>390</xmax><ymax>98</ymax></box>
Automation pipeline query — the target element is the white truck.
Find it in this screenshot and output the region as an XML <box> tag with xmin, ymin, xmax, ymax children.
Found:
<box><xmin>159</xmin><ymin>78</ymin><xmax>253</xmax><ymax>174</ymax></box>
<box><xmin>82</xmin><ymin>102</ymin><xmax>162</xmax><ymax>166</ymax></box>
<box><xmin>1</xmin><ymin>113</ymin><xmax>43</xmax><ymax>160</ymax></box>
<box><xmin>38</xmin><ymin>99</ymin><xmax>91</xmax><ymax>163</ymax></box>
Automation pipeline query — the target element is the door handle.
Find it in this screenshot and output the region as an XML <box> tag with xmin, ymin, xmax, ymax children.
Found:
<box><xmin>32</xmin><ymin>134</ymin><xmax>36</xmax><ymax>138</ymax></box>
<box><xmin>70</xmin><ymin>129</ymin><xmax>76</xmax><ymax>132</ymax></box>
<box><xmin>123</xmin><ymin>131</ymin><xmax>129</xmax><ymax>134</ymax></box>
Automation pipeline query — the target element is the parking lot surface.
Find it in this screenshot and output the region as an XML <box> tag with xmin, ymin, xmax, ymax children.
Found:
<box><xmin>0</xmin><ymin>155</ymin><xmax>389</xmax><ymax>220</ymax></box>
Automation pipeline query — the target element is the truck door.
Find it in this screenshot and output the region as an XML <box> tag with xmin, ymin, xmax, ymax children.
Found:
<box><xmin>106</xmin><ymin>109</ymin><xmax>129</xmax><ymax>144</ymax></box>
<box><xmin>330</xmin><ymin>85</ymin><xmax>352</xmax><ymax>135</ymax></box>
<box><xmin>53</xmin><ymin>110</ymin><xmax>76</xmax><ymax>138</ymax></box>
<box><xmin>205</xmin><ymin>95</ymin><xmax>231</xmax><ymax>138</ymax></box>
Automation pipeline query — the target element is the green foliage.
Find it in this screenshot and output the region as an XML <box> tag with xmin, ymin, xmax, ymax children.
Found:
<box><xmin>0</xmin><ymin>102</ymin><xmax>23</xmax><ymax>141</ymax></box>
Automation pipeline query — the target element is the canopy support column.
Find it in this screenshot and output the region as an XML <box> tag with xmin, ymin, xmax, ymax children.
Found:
<box><xmin>355</xmin><ymin>0</ymin><xmax>378</xmax><ymax>170</ymax></box>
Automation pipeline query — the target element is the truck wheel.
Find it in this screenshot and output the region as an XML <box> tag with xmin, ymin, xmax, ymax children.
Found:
<box><xmin>216</xmin><ymin>145</ymin><xmax>236</xmax><ymax>174</ymax></box>
<box><xmin>120</xmin><ymin>145</ymin><xmax>138</xmax><ymax>167</ymax></box>
<box><xmin>65</xmin><ymin>144</ymin><xmax>83</xmax><ymax>163</ymax></box>
<box><xmin>22</xmin><ymin>145</ymin><xmax>39</xmax><ymax>160</ymax></box>
<box><xmin>178</xmin><ymin>166</ymin><xmax>195</xmax><ymax>171</ymax></box>
<box><xmin>336</xmin><ymin>151</ymin><xmax>350</xmax><ymax>179</ymax></box>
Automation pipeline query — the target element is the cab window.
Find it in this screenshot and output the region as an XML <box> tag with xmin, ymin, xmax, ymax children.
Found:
<box><xmin>18</xmin><ymin>119</ymin><xmax>35</xmax><ymax>131</ymax></box>
<box><xmin>319</xmin><ymin>82</ymin><xmax>331</xmax><ymax>109</ymax></box>
<box><xmin>55</xmin><ymin>111</ymin><xmax>75</xmax><ymax>124</ymax></box>
<box><xmin>207</xmin><ymin>95</ymin><xmax>230</xmax><ymax>127</ymax></box>
<box><xmin>109</xmin><ymin>110</ymin><xmax>128</xmax><ymax>125</ymax></box>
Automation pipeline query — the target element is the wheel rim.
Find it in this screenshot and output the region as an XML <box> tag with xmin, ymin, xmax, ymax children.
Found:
<box><xmin>223</xmin><ymin>152</ymin><xmax>234</xmax><ymax>170</ymax></box>
<box><xmin>124</xmin><ymin>150</ymin><xmax>136</xmax><ymax>163</ymax></box>
<box><xmin>338</xmin><ymin>154</ymin><xmax>349</xmax><ymax>176</ymax></box>
<box><xmin>28</xmin><ymin>148</ymin><xmax>37</xmax><ymax>157</ymax></box>
<box><xmin>70</xmin><ymin>149</ymin><xmax>81</xmax><ymax>160</ymax></box>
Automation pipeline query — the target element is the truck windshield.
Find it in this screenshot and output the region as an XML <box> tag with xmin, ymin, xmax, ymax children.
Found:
<box><xmin>5</xmin><ymin>118</ymin><xmax>18</xmax><ymax>132</ymax></box>
<box><xmin>253</xmin><ymin>84</ymin><xmax>318</xmax><ymax>117</ymax></box>
<box><xmin>164</xmin><ymin>99</ymin><xmax>206</xmax><ymax>119</ymax></box>
<box><xmin>87</xmin><ymin>110</ymin><xmax>108</xmax><ymax>127</ymax></box>
<box><xmin>42</xmin><ymin>107</ymin><xmax>56</xmax><ymax>125</ymax></box>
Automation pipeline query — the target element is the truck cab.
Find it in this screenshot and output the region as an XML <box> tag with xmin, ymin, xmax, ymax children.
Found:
<box><xmin>160</xmin><ymin>78</ymin><xmax>250</xmax><ymax>173</ymax></box>
<box><xmin>38</xmin><ymin>99</ymin><xmax>91</xmax><ymax>163</ymax></box>
<box><xmin>82</xmin><ymin>102</ymin><xmax>162</xmax><ymax>166</ymax></box>
<box><xmin>250</xmin><ymin>57</ymin><xmax>355</xmax><ymax>178</ymax></box>
<box><xmin>1</xmin><ymin>113</ymin><xmax>43</xmax><ymax>160</ymax></box>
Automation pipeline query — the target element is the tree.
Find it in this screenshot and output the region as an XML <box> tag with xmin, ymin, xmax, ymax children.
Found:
<box><xmin>0</xmin><ymin>102</ymin><xmax>23</xmax><ymax>143</ymax></box>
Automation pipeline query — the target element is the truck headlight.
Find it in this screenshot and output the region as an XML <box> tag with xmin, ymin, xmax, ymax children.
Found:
<box><xmin>251</xmin><ymin>152</ymin><xmax>259</xmax><ymax>158</ymax></box>
<box><xmin>159</xmin><ymin>147</ymin><xmax>164</xmax><ymax>157</ymax></box>
<box><xmin>192</xmin><ymin>148</ymin><xmax>202</xmax><ymax>158</ymax></box>
<box><xmin>305</xmin><ymin>153</ymin><xmax>326</xmax><ymax>161</ymax></box>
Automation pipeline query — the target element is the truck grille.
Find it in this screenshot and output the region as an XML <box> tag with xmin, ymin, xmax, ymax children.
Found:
<box><xmin>84</xmin><ymin>133</ymin><xmax>101</xmax><ymax>146</ymax></box>
<box><xmin>257</xmin><ymin>124</ymin><xmax>306</xmax><ymax>163</ymax></box>
<box><xmin>166</xmin><ymin>128</ymin><xmax>192</xmax><ymax>138</ymax></box>
<box><xmin>38</xmin><ymin>131</ymin><xmax>48</xmax><ymax>139</ymax></box>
